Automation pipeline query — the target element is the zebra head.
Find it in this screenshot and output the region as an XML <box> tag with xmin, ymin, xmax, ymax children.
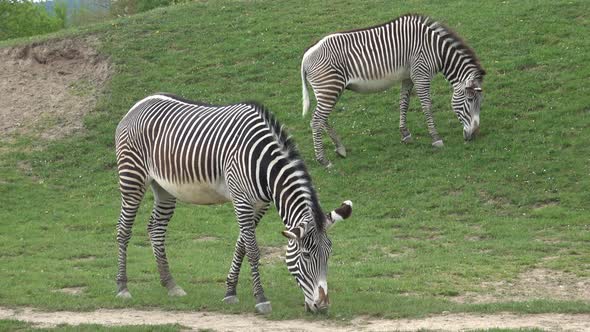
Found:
<box><xmin>282</xmin><ymin>200</ymin><xmax>353</xmax><ymax>313</ymax></box>
<box><xmin>452</xmin><ymin>78</ymin><xmax>484</xmax><ymax>141</ymax></box>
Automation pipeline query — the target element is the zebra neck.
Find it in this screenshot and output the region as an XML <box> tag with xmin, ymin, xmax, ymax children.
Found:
<box><xmin>437</xmin><ymin>38</ymin><xmax>484</xmax><ymax>85</ymax></box>
<box><xmin>429</xmin><ymin>20</ymin><xmax>484</xmax><ymax>85</ymax></box>
<box><xmin>267</xmin><ymin>160</ymin><xmax>316</xmax><ymax>229</ymax></box>
<box><xmin>441</xmin><ymin>54</ymin><xmax>478</xmax><ymax>85</ymax></box>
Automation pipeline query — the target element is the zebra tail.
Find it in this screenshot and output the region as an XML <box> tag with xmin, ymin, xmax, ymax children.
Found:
<box><xmin>301</xmin><ymin>66</ymin><xmax>310</xmax><ymax>118</ymax></box>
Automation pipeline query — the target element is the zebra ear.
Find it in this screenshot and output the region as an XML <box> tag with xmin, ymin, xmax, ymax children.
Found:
<box><xmin>465</xmin><ymin>80</ymin><xmax>482</xmax><ymax>97</ymax></box>
<box><xmin>282</xmin><ymin>230</ymin><xmax>299</xmax><ymax>240</ymax></box>
<box><xmin>282</xmin><ymin>224</ymin><xmax>307</xmax><ymax>240</ymax></box>
<box><xmin>326</xmin><ymin>200</ymin><xmax>353</xmax><ymax>229</ymax></box>
<box><xmin>465</xmin><ymin>84</ymin><xmax>476</xmax><ymax>98</ymax></box>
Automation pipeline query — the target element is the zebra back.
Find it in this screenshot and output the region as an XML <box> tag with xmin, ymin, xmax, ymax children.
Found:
<box><xmin>302</xmin><ymin>14</ymin><xmax>485</xmax><ymax>84</ymax></box>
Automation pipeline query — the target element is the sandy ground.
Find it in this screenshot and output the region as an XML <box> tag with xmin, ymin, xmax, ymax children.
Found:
<box><xmin>0</xmin><ymin>37</ymin><xmax>110</xmax><ymax>142</ymax></box>
<box><xmin>1</xmin><ymin>307</ymin><xmax>590</xmax><ymax>331</ymax></box>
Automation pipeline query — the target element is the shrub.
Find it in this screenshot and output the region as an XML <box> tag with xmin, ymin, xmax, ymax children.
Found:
<box><xmin>0</xmin><ymin>0</ymin><xmax>65</xmax><ymax>41</ymax></box>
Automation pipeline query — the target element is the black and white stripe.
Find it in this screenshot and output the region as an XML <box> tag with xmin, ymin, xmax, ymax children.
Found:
<box><xmin>114</xmin><ymin>93</ymin><xmax>352</xmax><ymax>313</ymax></box>
<box><xmin>301</xmin><ymin>14</ymin><xmax>486</xmax><ymax>166</ymax></box>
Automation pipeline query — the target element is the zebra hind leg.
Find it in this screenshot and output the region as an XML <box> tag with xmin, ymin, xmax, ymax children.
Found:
<box><xmin>310</xmin><ymin>79</ymin><xmax>344</xmax><ymax>167</ymax></box>
<box><xmin>399</xmin><ymin>79</ymin><xmax>414</xmax><ymax>143</ymax></box>
<box><xmin>115</xmin><ymin>169</ymin><xmax>147</xmax><ymax>299</ymax></box>
<box><xmin>325</xmin><ymin>122</ymin><xmax>347</xmax><ymax>158</ymax></box>
<box><xmin>223</xmin><ymin>202</ymin><xmax>269</xmax><ymax>306</ymax></box>
<box><xmin>148</xmin><ymin>182</ymin><xmax>186</xmax><ymax>297</ymax></box>
<box><xmin>311</xmin><ymin>113</ymin><xmax>332</xmax><ymax>167</ymax></box>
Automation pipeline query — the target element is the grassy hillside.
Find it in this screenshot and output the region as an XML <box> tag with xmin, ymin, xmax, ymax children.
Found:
<box><xmin>1</xmin><ymin>0</ymin><xmax>589</xmax><ymax>320</ymax></box>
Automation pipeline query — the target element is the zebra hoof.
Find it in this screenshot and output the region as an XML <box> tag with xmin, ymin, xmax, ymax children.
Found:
<box><xmin>223</xmin><ymin>295</ymin><xmax>239</xmax><ymax>304</ymax></box>
<box><xmin>116</xmin><ymin>289</ymin><xmax>132</xmax><ymax>299</ymax></box>
<box><xmin>167</xmin><ymin>285</ymin><xmax>187</xmax><ymax>297</ymax></box>
<box><xmin>255</xmin><ymin>301</ymin><xmax>272</xmax><ymax>314</ymax></box>
<box><xmin>432</xmin><ymin>140</ymin><xmax>444</xmax><ymax>148</ymax></box>
<box><xmin>402</xmin><ymin>134</ymin><xmax>413</xmax><ymax>143</ymax></box>
<box><xmin>317</xmin><ymin>158</ymin><xmax>333</xmax><ymax>168</ymax></box>
<box><xmin>335</xmin><ymin>146</ymin><xmax>347</xmax><ymax>158</ymax></box>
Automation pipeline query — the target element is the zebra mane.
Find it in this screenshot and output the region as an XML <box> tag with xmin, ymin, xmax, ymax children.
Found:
<box><xmin>249</xmin><ymin>102</ymin><xmax>328</xmax><ymax>232</ymax></box>
<box><xmin>422</xmin><ymin>16</ymin><xmax>486</xmax><ymax>78</ymax></box>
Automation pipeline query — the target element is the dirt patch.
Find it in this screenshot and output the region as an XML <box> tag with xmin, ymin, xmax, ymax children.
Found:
<box><xmin>453</xmin><ymin>268</ymin><xmax>590</xmax><ymax>304</ymax></box>
<box><xmin>193</xmin><ymin>236</ymin><xmax>219</xmax><ymax>242</ymax></box>
<box><xmin>52</xmin><ymin>286</ymin><xmax>87</xmax><ymax>296</ymax></box>
<box><xmin>16</xmin><ymin>160</ymin><xmax>41</xmax><ymax>181</ymax></box>
<box><xmin>369</xmin><ymin>245</ymin><xmax>415</xmax><ymax>259</ymax></box>
<box><xmin>71</xmin><ymin>255</ymin><xmax>97</xmax><ymax>262</ymax></box>
<box><xmin>465</xmin><ymin>235</ymin><xmax>487</xmax><ymax>242</ymax></box>
<box><xmin>260</xmin><ymin>245</ymin><xmax>286</xmax><ymax>264</ymax></box>
<box><xmin>1</xmin><ymin>307</ymin><xmax>589</xmax><ymax>331</ymax></box>
<box><xmin>535</xmin><ymin>237</ymin><xmax>563</xmax><ymax>245</ymax></box>
<box><xmin>0</xmin><ymin>37</ymin><xmax>111</xmax><ymax>142</ymax></box>
<box><xmin>478</xmin><ymin>190</ymin><xmax>512</xmax><ymax>207</ymax></box>
<box><xmin>532</xmin><ymin>200</ymin><xmax>560</xmax><ymax>210</ymax></box>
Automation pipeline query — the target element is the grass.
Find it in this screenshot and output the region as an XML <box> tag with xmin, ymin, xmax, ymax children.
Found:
<box><xmin>0</xmin><ymin>320</ymin><xmax>546</xmax><ymax>332</ymax></box>
<box><xmin>0</xmin><ymin>0</ymin><xmax>589</xmax><ymax>324</ymax></box>
<box><xmin>0</xmin><ymin>320</ymin><xmax>185</xmax><ymax>331</ymax></box>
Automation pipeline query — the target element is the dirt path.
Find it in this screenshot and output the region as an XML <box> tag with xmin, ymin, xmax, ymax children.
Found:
<box><xmin>1</xmin><ymin>307</ymin><xmax>589</xmax><ymax>331</ymax></box>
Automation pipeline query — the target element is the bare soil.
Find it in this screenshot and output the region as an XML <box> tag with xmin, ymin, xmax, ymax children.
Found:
<box><xmin>51</xmin><ymin>286</ymin><xmax>87</xmax><ymax>296</ymax></box>
<box><xmin>0</xmin><ymin>37</ymin><xmax>111</xmax><ymax>142</ymax></box>
<box><xmin>452</xmin><ymin>268</ymin><xmax>590</xmax><ymax>304</ymax></box>
<box><xmin>260</xmin><ymin>245</ymin><xmax>287</xmax><ymax>264</ymax></box>
<box><xmin>1</xmin><ymin>307</ymin><xmax>589</xmax><ymax>331</ymax></box>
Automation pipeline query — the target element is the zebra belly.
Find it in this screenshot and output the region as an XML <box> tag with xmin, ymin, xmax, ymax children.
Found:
<box><xmin>153</xmin><ymin>176</ymin><xmax>231</xmax><ymax>205</ymax></box>
<box><xmin>346</xmin><ymin>69</ymin><xmax>410</xmax><ymax>93</ymax></box>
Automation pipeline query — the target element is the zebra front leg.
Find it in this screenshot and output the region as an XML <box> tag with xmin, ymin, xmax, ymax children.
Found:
<box><xmin>415</xmin><ymin>80</ymin><xmax>443</xmax><ymax>147</ymax></box>
<box><xmin>325</xmin><ymin>122</ymin><xmax>346</xmax><ymax>158</ymax></box>
<box><xmin>224</xmin><ymin>202</ymin><xmax>268</xmax><ymax>305</ymax></box>
<box><xmin>232</xmin><ymin>201</ymin><xmax>271</xmax><ymax>314</ymax></box>
<box><xmin>311</xmin><ymin>112</ymin><xmax>332</xmax><ymax>167</ymax></box>
<box><xmin>243</xmin><ymin>227</ymin><xmax>271</xmax><ymax>314</ymax></box>
<box><xmin>223</xmin><ymin>237</ymin><xmax>245</xmax><ymax>304</ymax></box>
<box><xmin>115</xmin><ymin>187</ymin><xmax>146</xmax><ymax>298</ymax></box>
<box><xmin>148</xmin><ymin>182</ymin><xmax>185</xmax><ymax>297</ymax></box>
<box><xmin>399</xmin><ymin>79</ymin><xmax>414</xmax><ymax>143</ymax></box>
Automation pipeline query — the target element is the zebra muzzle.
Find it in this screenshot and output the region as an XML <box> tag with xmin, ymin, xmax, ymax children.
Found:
<box><xmin>318</xmin><ymin>286</ymin><xmax>329</xmax><ymax>306</ymax></box>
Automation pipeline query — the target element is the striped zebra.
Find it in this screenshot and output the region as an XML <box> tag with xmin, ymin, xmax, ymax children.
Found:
<box><xmin>114</xmin><ymin>93</ymin><xmax>353</xmax><ymax>314</ymax></box>
<box><xmin>301</xmin><ymin>14</ymin><xmax>486</xmax><ymax>166</ymax></box>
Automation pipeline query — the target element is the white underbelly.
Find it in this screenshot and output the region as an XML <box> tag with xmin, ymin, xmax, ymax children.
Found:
<box><xmin>346</xmin><ymin>69</ymin><xmax>410</xmax><ymax>93</ymax></box>
<box><xmin>153</xmin><ymin>176</ymin><xmax>231</xmax><ymax>205</ymax></box>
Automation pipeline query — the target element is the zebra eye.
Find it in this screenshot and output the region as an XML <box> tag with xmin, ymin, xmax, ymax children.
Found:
<box><xmin>301</xmin><ymin>251</ymin><xmax>311</xmax><ymax>259</ymax></box>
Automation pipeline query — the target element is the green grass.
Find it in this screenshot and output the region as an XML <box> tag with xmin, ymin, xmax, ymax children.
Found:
<box><xmin>1</xmin><ymin>0</ymin><xmax>589</xmax><ymax>322</ymax></box>
<box><xmin>0</xmin><ymin>320</ymin><xmax>545</xmax><ymax>332</ymax></box>
<box><xmin>0</xmin><ymin>320</ymin><xmax>185</xmax><ymax>331</ymax></box>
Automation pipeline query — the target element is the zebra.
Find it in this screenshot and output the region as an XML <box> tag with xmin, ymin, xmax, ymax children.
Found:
<box><xmin>301</xmin><ymin>14</ymin><xmax>486</xmax><ymax>166</ymax></box>
<box><xmin>114</xmin><ymin>93</ymin><xmax>353</xmax><ymax>314</ymax></box>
